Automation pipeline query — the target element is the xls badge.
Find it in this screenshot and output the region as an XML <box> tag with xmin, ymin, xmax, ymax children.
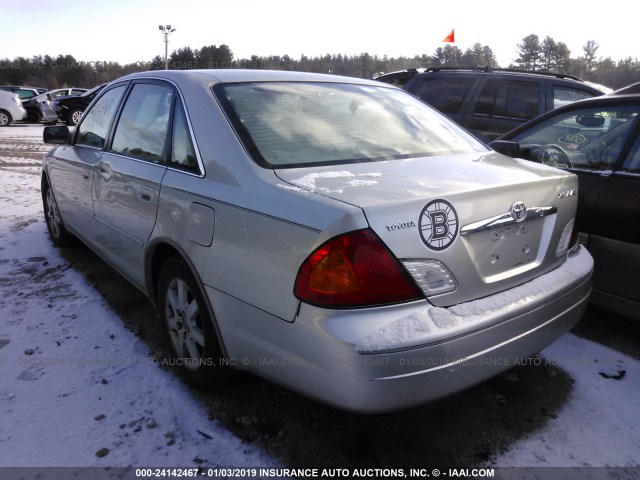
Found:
<box><xmin>419</xmin><ymin>199</ymin><xmax>459</xmax><ymax>250</ymax></box>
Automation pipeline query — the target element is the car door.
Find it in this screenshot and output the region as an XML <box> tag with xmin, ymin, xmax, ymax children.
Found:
<box><xmin>588</xmin><ymin>129</ymin><xmax>640</xmax><ymax>309</ymax></box>
<box><xmin>47</xmin><ymin>84</ymin><xmax>127</xmax><ymax>241</ymax></box>
<box><xmin>463</xmin><ymin>78</ymin><xmax>543</xmax><ymax>142</ymax></box>
<box><xmin>93</xmin><ymin>81</ymin><xmax>172</xmax><ymax>289</ymax></box>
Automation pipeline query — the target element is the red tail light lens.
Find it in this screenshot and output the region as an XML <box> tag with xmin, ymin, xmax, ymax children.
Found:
<box><xmin>294</xmin><ymin>229</ymin><xmax>423</xmax><ymax>308</ymax></box>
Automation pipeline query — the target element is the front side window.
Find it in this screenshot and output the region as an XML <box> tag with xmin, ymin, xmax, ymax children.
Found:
<box><xmin>215</xmin><ymin>82</ymin><xmax>486</xmax><ymax>168</ymax></box>
<box><xmin>474</xmin><ymin>80</ymin><xmax>539</xmax><ymax>120</ymax></box>
<box><xmin>76</xmin><ymin>85</ymin><xmax>127</xmax><ymax>148</ymax></box>
<box><xmin>111</xmin><ymin>83</ymin><xmax>173</xmax><ymax>162</ymax></box>
<box><xmin>511</xmin><ymin>106</ymin><xmax>640</xmax><ymax>171</ymax></box>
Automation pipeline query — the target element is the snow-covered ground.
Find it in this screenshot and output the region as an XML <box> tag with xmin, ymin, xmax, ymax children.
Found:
<box><xmin>0</xmin><ymin>125</ymin><xmax>639</xmax><ymax>475</ymax></box>
<box><xmin>0</xmin><ymin>127</ymin><xmax>277</xmax><ymax>469</ymax></box>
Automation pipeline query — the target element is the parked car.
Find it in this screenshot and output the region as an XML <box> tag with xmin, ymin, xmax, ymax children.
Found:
<box><xmin>491</xmin><ymin>93</ymin><xmax>640</xmax><ymax>319</ymax></box>
<box><xmin>372</xmin><ymin>69</ymin><xmax>425</xmax><ymax>87</ymax></box>
<box><xmin>23</xmin><ymin>88</ymin><xmax>88</xmax><ymax>123</ymax></box>
<box><xmin>0</xmin><ymin>85</ymin><xmax>47</xmax><ymax>100</ymax></box>
<box><xmin>41</xmin><ymin>69</ymin><xmax>592</xmax><ymax>412</ymax></box>
<box><xmin>53</xmin><ymin>83</ymin><xmax>107</xmax><ymax>125</ymax></box>
<box><xmin>0</xmin><ymin>90</ymin><xmax>27</xmax><ymax>126</ymax></box>
<box><xmin>388</xmin><ymin>68</ymin><xmax>611</xmax><ymax>143</ymax></box>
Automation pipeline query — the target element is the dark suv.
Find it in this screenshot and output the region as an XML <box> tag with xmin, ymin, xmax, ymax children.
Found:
<box><xmin>393</xmin><ymin>68</ymin><xmax>611</xmax><ymax>142</ymax></box>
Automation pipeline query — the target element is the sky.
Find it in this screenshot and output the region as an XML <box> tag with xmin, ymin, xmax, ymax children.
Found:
<box><xmin>1</xmin><ymin>0</ymin><xmax>638</xmax><ymax>69</ymax></box>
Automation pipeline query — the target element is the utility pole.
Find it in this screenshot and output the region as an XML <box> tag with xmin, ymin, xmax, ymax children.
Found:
<box><xmin>158</xmin><ymin>25</ymin><xmax>176</xmax><ymax>70</ymax></box>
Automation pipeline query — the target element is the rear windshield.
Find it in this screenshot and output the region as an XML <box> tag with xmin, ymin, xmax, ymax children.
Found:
<box><xmin>214</xmin><ymin>82</ymin><xmax>486</xmax><ymax>168</ymax></box>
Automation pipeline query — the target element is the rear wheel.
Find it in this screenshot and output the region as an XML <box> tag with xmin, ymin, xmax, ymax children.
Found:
<box><xmin>42</xmin><ymin>183</ymin><xmax>74</xmax><ymax>246</ymax></box>
<box><xmin>26</xmin><ymin>108</ymin><xmax>41</xmax><ymax>123</ymax></box>
<box><xmin>158</xmin><ymin>257</ymin><xmax>229</xmax><ymax>387</ymax></box>
<box><xmin>0</xmin><ymin>110</ymin><xmax>12</xmax><ymax>127</ymax></box>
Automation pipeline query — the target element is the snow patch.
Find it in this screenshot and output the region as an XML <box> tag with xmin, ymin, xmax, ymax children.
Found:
<box><xmin>356</xmin><ymin>247</ymin><xmax>593</xmax><ymax>353</ymax></box>
<box><xmin>355</xmin><ymin>311</ymin><xmax>431</xmax><ymax>353</ymax></box>
<box><xmin>287</xmin><ymin>171</ymin><xmax>383</xmax><ymax>195</ymax></box>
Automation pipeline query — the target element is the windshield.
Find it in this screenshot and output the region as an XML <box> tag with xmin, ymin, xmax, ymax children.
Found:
<box><xmin>511</xmin><ymin>106</ymin><xmax>640</xmax><ymax>171</ymax></box>
<box><xmin>82</xmin><ymin>84</ymin><xmax>106</xmax><ymax>97</ymax></box>
<box><xmin>214</xmin><ymin>82</ymin><xmax>486</xmax><ymax>168</ymax></box>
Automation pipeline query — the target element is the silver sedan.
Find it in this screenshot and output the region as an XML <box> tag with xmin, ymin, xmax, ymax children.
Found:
<box><xmin>41</xmin><ymin>69</ymin><xmax>593</xmax><ymax>412</ymax></box>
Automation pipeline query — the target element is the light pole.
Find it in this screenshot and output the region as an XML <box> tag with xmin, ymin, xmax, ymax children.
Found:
<box><xmin>158</xmin><ymin>24</ymin><xmax>176</xmax><ymax>70</ymax></box>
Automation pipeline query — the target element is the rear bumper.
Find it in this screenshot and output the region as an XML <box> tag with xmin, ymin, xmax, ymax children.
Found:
<box><xmin>212</xmin><ymin>246</ymin><xmax>593</xmax><ymax>413</ymax></box>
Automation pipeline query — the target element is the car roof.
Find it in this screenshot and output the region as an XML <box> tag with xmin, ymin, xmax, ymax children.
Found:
<box><xmin>497</xmin><ymin>92</ymin><xmax>640</xmax><ymax>140</ymax></box>
<box><xmin>611</xmin><ymin>82</ymin><xmax>640</xmax><ymax>95</ymax></box>
<box><xmin>114</xmin><ymin>69</ymin><xmax>390</xmax><ymax>88</ymax></box>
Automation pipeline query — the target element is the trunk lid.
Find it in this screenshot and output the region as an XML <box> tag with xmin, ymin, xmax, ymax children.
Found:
<box><xmin>275</xmin><ymin>152</ymin><xmax>579</xmax><ymax>307</ymax></box>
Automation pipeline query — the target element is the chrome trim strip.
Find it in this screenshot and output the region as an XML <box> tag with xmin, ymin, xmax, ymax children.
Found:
<box><xmin>460</xmin><ymin>206</ymin><xmax>557</xmax><ymax>236</ymax></box>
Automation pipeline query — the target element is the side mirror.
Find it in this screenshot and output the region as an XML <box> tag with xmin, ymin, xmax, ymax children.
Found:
<box><xmin>489</xmin><ymin>140</ymin><xmax>520</xmax><ymax>158</ymax></box>
<box><xmin>43</xmin><ymin>125</ymin><xmax>73</xmax><ymax>145</ymax></box>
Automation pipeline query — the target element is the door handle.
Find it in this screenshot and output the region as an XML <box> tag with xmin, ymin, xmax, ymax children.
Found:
<box><xmin>137</xmin><ymin>186</ymin><xmax>155</xmax><ymax>203</ymax></box>
<box><xmin>97</xmin><ymin>162</ymin><xmax>112</xmax><ymax>179</ymax></box>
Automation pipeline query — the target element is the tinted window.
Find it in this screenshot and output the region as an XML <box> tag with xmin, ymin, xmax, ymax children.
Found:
<box><xmin>511</xmin><ymin>106</ymin><xmax>640</xmax><ymax>171</ymax></box>
<box><xmin>76</xmin><ymin>85</ymin><xmax>127</xmax><ymax>148</ymax></box>
<box><xmin>622</xmin><ymin>136</ymin><xmax>640</xmax><ymax>174</ymax></box>
<box><xmin>112</xmin><ymin>83</ymin><xmax>173</xmax><ymax>162</ymax></box>
<box><xmin>170</xmin><ymin>100</ymin><xmax>199</xmax><ymax>172</ymax></box>
<box><xmin>16</xmin><ymin>89</ymin><xmax>37</xmax><ymax>99</ymax></box>
<box><xmin>553</xmin><ymin>86</ymin><xmax>597</xmax><ymax>109</ymax></box>
<box><xmin>474</xmin><ymin>80</ymin><xmax>539</xmax><ymax>120</ymax></box>
<box><xmin>407</xmin><ymin>77</ymin><xmax>474</xmax><ymax>113</ymax></box>
<box><xmin>216</xmin><ymin>82</ymin><xmax>485</xmax><ymax>168</ymax></box>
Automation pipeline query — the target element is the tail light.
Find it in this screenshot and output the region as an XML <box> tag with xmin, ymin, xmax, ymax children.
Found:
<box><xmin>294</xmin><ymin>229</ymin><xmax>423</xmax><ymax>308</ymax></box>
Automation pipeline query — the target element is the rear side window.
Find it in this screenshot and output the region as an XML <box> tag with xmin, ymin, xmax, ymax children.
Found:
<box><xmin>407</xmin><ymin>77</ymin><xmax>474</xmax><ymax>114</ymax></box>
<box><xmin>474</xmin><ymin>80</ymin><xmax>539</xmax><ymax>120</ymax></box>
<box><xmin>111</xmin><ymin>83</ymin><xmax>173</xmax><ymax>162</ymax></box>
<box><xmin>76</xmin><ymin>85</ymin><xmax>127</xmax><ymax>148</ymax></box>
<box><xmin>622</xmin><ymin>136</ymin><xmax>640</xmax><ymax>174</ymax></box>
<box><xmin>16</xmin><ymin>89</ymin><xmax>37</xmax><ymax>99</ymax></box>
<box><xmin>170</xmin><ymin>101</ymin><xmax>199</xmax><ymax>172</ymax></box>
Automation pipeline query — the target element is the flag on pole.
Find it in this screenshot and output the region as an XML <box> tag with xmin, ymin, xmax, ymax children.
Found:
<box><xmin>442</xmin><ymin>29</ymin><xmax>455</xmax><ymax>43</ymax></box>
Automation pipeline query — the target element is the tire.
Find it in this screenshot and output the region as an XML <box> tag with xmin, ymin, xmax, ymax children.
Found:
<box><xmin>0</xmin><ymin>110</ymin><xmax>12</xmax><ymax>127</ymax></box>
<box><xmin>42</xmin><ymin>182</ymin><xmax>74</xmax><ymax>246</ymax></box>
<box><xmin>158</xmin><ymin>257</ymin><xmax>229</xmax><ymax>387</ymax></box>
<box><xmin>66</xmin><ymin>107</ymin><xmax>84</xmax><ymax>126</ymax></box>
<box><xmin>26</xmin><ymin>108</ymin><xmax>41</xmax><ymax>123</ymax></box>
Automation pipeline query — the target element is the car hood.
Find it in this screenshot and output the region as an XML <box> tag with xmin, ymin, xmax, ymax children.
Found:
<box><xmin>275</xmin><ymin>151</ymin><xmax>580</xmax><ymax>306</ymax></box>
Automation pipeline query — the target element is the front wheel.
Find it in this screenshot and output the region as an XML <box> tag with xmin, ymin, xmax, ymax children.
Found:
<box><xmin>158</xmin><ymin>257</ymin><xmax>229</xmax><ymax>387</ymax></box>
<box><xmin>67</xmin><ymin>107</ymin><xmax>83</xmax><ymax>126</ymax></box>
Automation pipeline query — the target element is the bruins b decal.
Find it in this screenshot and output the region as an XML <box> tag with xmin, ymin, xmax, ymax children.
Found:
<box><xmin>419</xmin><ymin>200</ymin><xmax>458</xmax><ymax>251</ymax></box>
